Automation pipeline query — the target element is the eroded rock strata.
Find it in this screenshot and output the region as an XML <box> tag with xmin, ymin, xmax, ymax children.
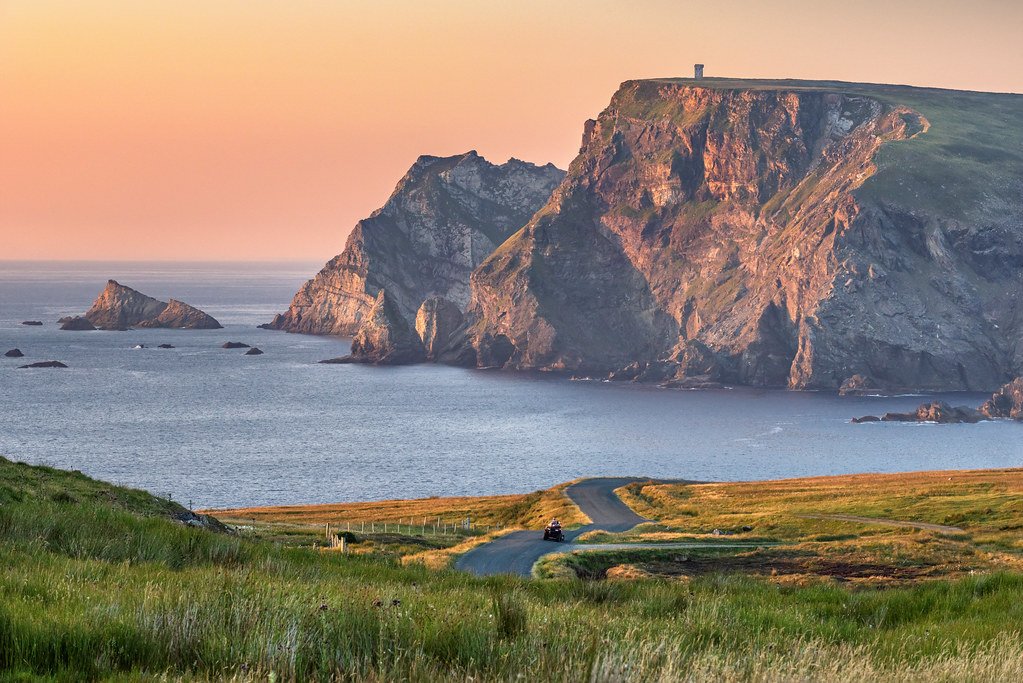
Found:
<box><xmin>264</xmin><ymin>152</ymin><xmax>564</xmax><ymax>337</ymax></box>
<box><xmin>462</xmin><ymin>79</ymin><xmax>1023</xmax><ymax>392</ymax></box>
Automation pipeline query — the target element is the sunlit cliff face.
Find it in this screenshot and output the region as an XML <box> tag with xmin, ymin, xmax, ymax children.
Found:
<box><xmin>2</xmin><ymin>0</ymin><xmax>1021</xmax><ymax>261</ymax></box>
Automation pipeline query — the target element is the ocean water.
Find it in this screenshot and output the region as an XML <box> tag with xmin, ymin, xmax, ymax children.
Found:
<box><xmin>1</xmin><ymin>261</ymin><xmax>1020</xmax><ymax>508</ymax></box>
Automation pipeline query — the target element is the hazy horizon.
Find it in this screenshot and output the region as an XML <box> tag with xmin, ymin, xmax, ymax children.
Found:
<box><xmin>3</xmin><ymin>0</ymin><xmax>1022</xmax><ymax>262</ymax></box>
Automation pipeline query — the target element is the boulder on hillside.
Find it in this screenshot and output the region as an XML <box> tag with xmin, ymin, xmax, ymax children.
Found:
<box><xmin>59</xmin><ymin>316</ymin><xmax>97</xmax><ymax>331</ymax></box>
<box><xmin>346</xmin><ymin>290</ymin><xmax>426</xmax><ymax>365</ymax></box>
<box><xmin>5</xmin><ymin>349</ymin><xmax>25</xmax><ymax>358</ymax></box>
<box><xmin>19</xmin><ymin>360</ymin><xmax>68</xmax><ymax>369</ymax></box>
<box><xmin>979</xmin><ymin>378</ymin><xmax>1023</xmax><ymax>420</ymax></box>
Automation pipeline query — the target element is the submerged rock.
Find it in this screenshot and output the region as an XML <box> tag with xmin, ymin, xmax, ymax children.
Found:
<box><xmin>221</xmin><ymin>342</ymin><xmax>250</xmax><ymax>349</ymax></box>
<box><xmin>157</xmin><ymin>344</ymin><xmax>175</xmax><ymax>349</ymax></box>
<box><xmin>5</xmin><ymin>349</ymin><xmax>25</xmax><ymax>358</ymax></box>
<box><xmin>20</xmin><ymin>321</ymin><xmax>43</xmax><ymax>326</ymax></box>
<box><xmin>19</xmin><ymin>360</ymin><xmax>68</xmax><ymax>369</ymax></box>
<box><xmin>244</xmin><ymin>347</ymin><xmax>264</xmax><ymax>356</ymax></box>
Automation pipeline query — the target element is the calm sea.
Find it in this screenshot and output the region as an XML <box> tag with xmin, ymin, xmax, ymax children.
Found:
<box><xmin>1</xmin><ymin>261</ymin><xmax>1020</xmax><ymax>508</ymax></box>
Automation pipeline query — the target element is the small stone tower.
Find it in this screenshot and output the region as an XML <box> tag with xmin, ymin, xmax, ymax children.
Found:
<box><xmin>694</xmin><ymin>63</ymin><xmax>705</xmax><ymax>80</ymax></box>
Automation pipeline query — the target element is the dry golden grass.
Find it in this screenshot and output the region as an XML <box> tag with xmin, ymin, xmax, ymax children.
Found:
<box><xmin>208</xmin><ymin>481</ymin><xmax>585</xmax><ymax>529</ymax></box>
<box><xmin>574</xmin><ymin>468</ymin><xmax>1023</xmax><ymax>585</ymax></box>
<box><xmin>617</xmin><ymin>467</ymin><xmax>1023</xmax><ymax>543</ymax></box>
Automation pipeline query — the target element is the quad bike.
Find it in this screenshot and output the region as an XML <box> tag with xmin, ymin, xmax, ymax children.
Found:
<box><xmin>543</xmin><ymin>524</ymin><xmax>565</xmax><ymax>542</ymax></box>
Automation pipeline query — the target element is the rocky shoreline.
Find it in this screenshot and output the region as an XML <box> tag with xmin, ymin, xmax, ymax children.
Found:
<box><xmin>853</xmin><ymin>378</ymin><xmax>1023</xmax><ymax>424</ymax></box>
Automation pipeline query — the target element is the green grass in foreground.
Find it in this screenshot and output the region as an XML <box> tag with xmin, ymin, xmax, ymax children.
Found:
<box><xmin>3</xmin><ymin>457</ymin><xmax>1023</xmax><ymax>681</ymax></box>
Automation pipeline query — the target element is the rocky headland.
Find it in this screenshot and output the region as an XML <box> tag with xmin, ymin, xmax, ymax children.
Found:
<box><xmin>276</xmin><ymin>78</ymin><xmax>1023</xmax><ymax>391</ymax></box>
<box><xmin>263</xmin><ymin>151</ymin><xmax>564</xmax><ymax>361</ymax></box>
<box><xmin>63</xmin><ymin>281</ymin><xmax>222</xmax><ymax>331</ymax></box>
<box><xmin>462</xmin><ymin>79</ymin><xmax>1023</xmax><ymax>392</ymax></box>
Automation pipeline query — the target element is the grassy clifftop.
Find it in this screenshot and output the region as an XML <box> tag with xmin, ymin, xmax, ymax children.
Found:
<box><xmin>5</xmin><ymin>457</ymin><xmax>1023</xmax><ymax>680</ymax></box>
<box><xmin>622</xmin><ymin>77</ymin><xmax>1023</xmax><ymax>223</ymax></box>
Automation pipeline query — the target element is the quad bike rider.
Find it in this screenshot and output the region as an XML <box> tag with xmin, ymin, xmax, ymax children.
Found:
<box><xmin>543</xmin><ymin>517</ymin><xmax>565</xmax><ymax>542</ymax></box>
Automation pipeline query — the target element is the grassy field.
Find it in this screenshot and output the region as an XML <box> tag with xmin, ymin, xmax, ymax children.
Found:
<box><xmin>550</xmin><ymin>469</ymin><xmax>1023</xmax><ymax>587</ymax></box>
<box><xmin>5</xmin><ymin>456</ymin><xmax>1023</xmax><ymax>680</ymax></box>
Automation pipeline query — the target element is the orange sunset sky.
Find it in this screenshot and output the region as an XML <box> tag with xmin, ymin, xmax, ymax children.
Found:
<box><xmin>2</xmin><ymin>0</ymin><xmax>1022</xmax><ymax>262</ymax></box>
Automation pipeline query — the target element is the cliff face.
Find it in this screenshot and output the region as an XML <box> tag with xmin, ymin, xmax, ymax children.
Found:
<box><xmin>264</xmin><ymin>151</ymin><xmax>565</xmax><ymax>336</ymax></box>
<box><xmin>466</xmin><ymin>79</ymin><xmax>1023</xmax><ymax>391</ymax></box>
<box><xmin>78</xmin><ymin>281</ymin><xmax>222</xmax><ymax>330</ymax></box>
<box><xmin>348</xmin><ymin>290</ymin><xmax>426</xmax><ymax>365</ymax></box>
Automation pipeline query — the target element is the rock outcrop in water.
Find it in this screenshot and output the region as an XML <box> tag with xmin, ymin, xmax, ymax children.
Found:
<box><xmin>19</xmin><ymin>360</ymin><xmax>68</xmax><ymax>369</ymax></box>
<box><xmin>59</xmin><ymin>316</ymin><xmax>97</xmax><ymax>331</ymax></box>
<box><xmin>979</xmin><ymin>377</ymin><xmax>1023</xmax><ymax>420</ymax></box>
<box><xmin>263</xmin><ymin>152</ymin><xmax>564</xmax><ymax>337</ymax></box>
<box><xmin>853</xmin><ymin>377</ymin><xmax>1023</xmax><ymax>423</ymax></box>
<box><xmin>68</xmin><ymin>281</ymin><xmax>222</xmax><ymax>331</ymax></box>
<box><xmin>5</xmin><ymin>349</ymin><xmax>25</xmax><ymax>358</ymax></box>
<box><xmin>458</xmin><ymin>79</ymin><xmax>1023</xmax><ymax>392</ymax></box>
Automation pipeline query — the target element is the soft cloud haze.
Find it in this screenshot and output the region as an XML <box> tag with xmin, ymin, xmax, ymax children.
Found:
<box><xmin>2</xmin><ymin>0</ymin><xmax>1021</xmax><ymax>261</ymax></box>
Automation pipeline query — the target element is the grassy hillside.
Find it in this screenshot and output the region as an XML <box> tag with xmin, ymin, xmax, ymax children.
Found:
<box><xmin>4</xmin><ymin>457</ymin><xmax>1023</xmax><ymax>680</ymax></box>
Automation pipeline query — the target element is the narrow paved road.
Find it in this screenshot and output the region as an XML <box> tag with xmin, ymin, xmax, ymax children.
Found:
<box><xmin>456</xmin><ymin>477</ymin><xmax>661</xmax><ymax>576</ymax></box>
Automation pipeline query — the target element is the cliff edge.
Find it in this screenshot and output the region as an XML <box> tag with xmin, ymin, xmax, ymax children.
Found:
<box><xmin>464</xmin><ymin>78</ymin><xmax>1023</xmax><ymax>392</ymax></box>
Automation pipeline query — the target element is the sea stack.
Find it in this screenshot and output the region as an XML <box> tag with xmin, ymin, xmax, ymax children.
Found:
<box><xmin>68</xmin><ymin>280</ymin><xmax>222</xmax><ymax>331</ymax></box>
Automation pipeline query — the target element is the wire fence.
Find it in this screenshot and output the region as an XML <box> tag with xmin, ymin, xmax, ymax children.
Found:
<box><xmin>326</xmin><ymin>518</ymin><xmax>499</xmax><ymax>539</ymax></box>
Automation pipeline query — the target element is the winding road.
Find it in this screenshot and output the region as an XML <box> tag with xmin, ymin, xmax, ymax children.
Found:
<box><xmin>452</xmin><ymin>477</ymin><xmax>768</xmax><ymax>577</ymax></box>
